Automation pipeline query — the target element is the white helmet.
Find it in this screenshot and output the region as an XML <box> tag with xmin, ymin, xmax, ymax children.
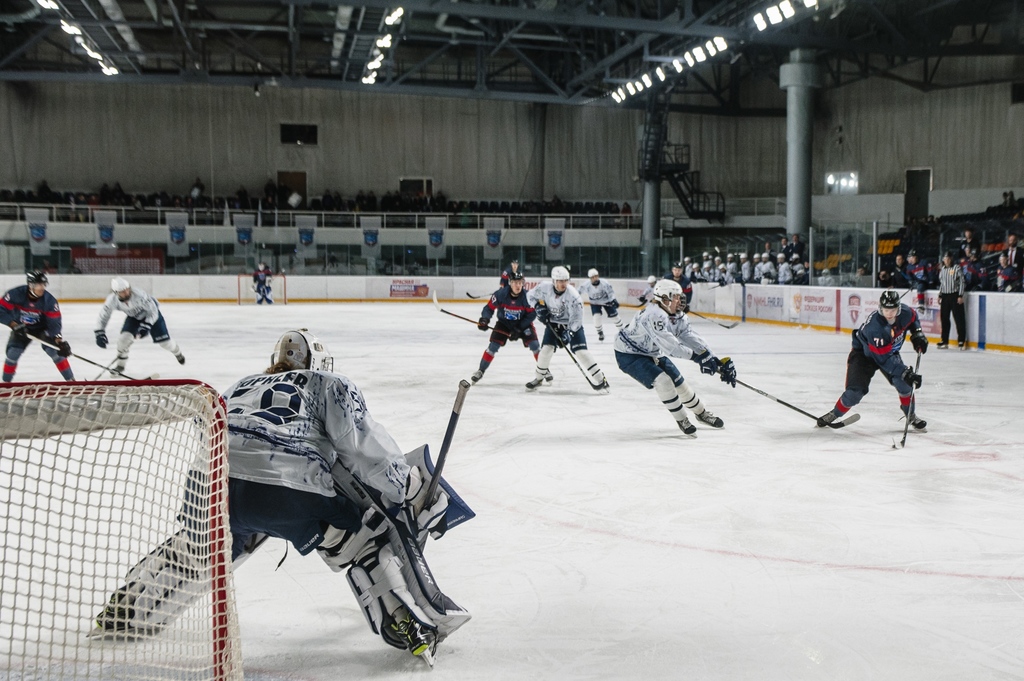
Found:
<box><xmin>652</xmin><ymin>279</ymin><xmax>682</xmax><ymax>304</ymax></box>
<box><xmin>271</xmin><ymin>328</ymin><xmax>334</xmax><ymax>372</ymax></box>
<box><xmin>111</xmin><ymin>277</ymin><xmax>131</xmax><ymax>294</ymax></box>
<box><xmin>740</xmin><ymin>253</ymin><xmax>748</xmax><ymax>260</ymax></box>
<box><xmin>646</xmin><ymin>275</ymin><xmax>657</xmax><ymax>285</ymax></box>
<box><xmin>551</xmin><ymin>266</ymin><xmax>570</xmax><ymax>281</ymax></box>
<box><xmin>587</xmin><ymin>268</ymin><xmax>599</xmax><ymax>278</ymax></box>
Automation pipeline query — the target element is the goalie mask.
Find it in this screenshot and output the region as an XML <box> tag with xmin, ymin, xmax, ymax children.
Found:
<box><xmin>272</xmin><ymin>328</ymin><xmax>334</xmax><ymax>372</ymax></box>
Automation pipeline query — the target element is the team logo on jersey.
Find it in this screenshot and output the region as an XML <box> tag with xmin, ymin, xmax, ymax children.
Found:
<box><xmin>848</xmin><ymin>294</ymin><xmax>862</xmax><ymax>324</ymax></box>
<box><xmin>98</xmin><ymin>225</ymin><xmax>115</xmax><ymax>243</ymax></box>
<box><xmin>169</xmin><ymin>226</ymin><xmax>186</xmax><ymax>244</ymax></box>
<box><xmin>363</xmin><ymin>229</ymin><xmax>379</xmax><ymax>246</ymax></box>
<box><xmin>486</xmin><ymin>230</ymin><xmax>502</xmax><ymax>248</ymax></box>
<box><xmin>236</xmin><ymin>227</ymin><xmax>252</xmax><ymax>245</ymax></box>
<box><xmin>547</xmin><ymin>230</ymin><xmax>563</xmax><ymax>249</ymax></box>
<box><xmin>428</xmin><ymin>230</ymin><xmax>444</xmax><ymax>247</ymax></box>
<box><xmin>29</xmin><ymin>222</ymin><xmax>47</xmax><ymax>242</ymax></box>
<box><xmin>299</xmin><ymin>228</ymin><xmax>315</xmax><ymax>246</ymax></box>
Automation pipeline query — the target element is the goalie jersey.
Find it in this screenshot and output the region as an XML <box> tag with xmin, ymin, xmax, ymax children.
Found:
<box><xmin>613</xmin><ymin>304</ymin><xmax>709</xmax><ymax>360</ymax></box>
<box><xmin>224</xmin><ymin>369</ymin><xmax>410</xmax><ymax>506</ymax></box>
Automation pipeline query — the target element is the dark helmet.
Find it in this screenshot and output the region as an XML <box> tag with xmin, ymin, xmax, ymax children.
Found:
<box><xmin>26</xmin><ymin>270</ymin><xmax>48</xmax><ymax>285</ymax></box>
<box><xmin>673</xmin><ymin>261</ymin><xmax>684</xmax><ymax>268</ymax></box>
<box><xmin>943</xmin><ymin>250</ymin><xmax>954</xmax><ymax>260</ymax></box>
<box><xmin>907</xmin><ymin>249</ymin><xmax>918</xmax><ymax>258</ymax></box>
<box><xmin>508</xmin><ymin>271</ymin><xmax>524</xmax><ymax>282</ymax></box>
<box><xmin>879</xmin><ymin>289</ymin><xmax>901</xmax><ymax>309</ymax></box>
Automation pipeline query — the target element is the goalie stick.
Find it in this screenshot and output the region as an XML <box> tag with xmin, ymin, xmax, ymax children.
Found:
<box><xmin>432</xmin><ymin>291</ymin><xmax>511</xmax><ymax>336</ymax></box>
<box><xmin>894</xmin><ymin>350</ymin><xmax>923</xmax><ymax>449</ymax></box>
<box><xmin>28</xmin><ymin>333</ymin><xmax>156</xmax><ymax>381</ymax></box>
<box><xmin>725</xmin><ymin>362</ymin><xmax>860</xmax><ymax>429</ymax></box>
<box><xmin>424</xmin><ymin>379</ymin><xmax>471</xmax><ymax>504</ymax></box>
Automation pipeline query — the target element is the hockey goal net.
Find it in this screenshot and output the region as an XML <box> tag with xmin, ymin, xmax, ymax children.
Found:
<box><xmin>237</xmin><ymin>274</ymin><xmax>287</xmax><ymax>304</ymax></box>
<box><xmin>0</xmin><ymin>380</ymin><xmax>241</xmax><ymax>681</ymax></box>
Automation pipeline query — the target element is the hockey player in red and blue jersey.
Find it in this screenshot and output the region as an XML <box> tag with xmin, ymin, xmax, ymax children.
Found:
<box><xmin>471</xmin><ymin>271</ymin><xmax>539</xmax><ymax>384</ymax></box>
<box><xmin>0</xmin><ymin>270</ymin><xmax>74</xmax><ymax>382</ymax></box>
<box><xmin>905</xmin><ymin>250</ymin><xmax>931</xmax><ymax>311</ymax></box>
<box><xmin>816</xmin><ymin>289</ymin><xmax>928</xmax><ymax>430</ymax></box>
<box><xmin>663</xmin><ymin>262</ymin><xmax>694</xmax><ymax>307</ymax></box>
<box><xmin>252</xmin><ymin>262</ymin><xmax>274</xmax><ymax>304</ymax></box>
<box><xmin>498</xmin><ymin>259</ymin><xmax>520</xmax><ymax>288</ymax></box>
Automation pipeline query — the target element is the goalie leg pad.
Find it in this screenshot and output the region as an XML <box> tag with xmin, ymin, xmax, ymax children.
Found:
<box><xmin>318</xmin><ymin>507</ymin><xmax>389</xmax><ymax>572</ymax></box>
<box><xmin>346</xmin><ymin>541</ymin><xmax>438</xmax><ymax>644</ymax></box>
<box><xmin>96</xmin><ymin>530</ymin><xmax>208</xmax><ymax>633</ymax></box>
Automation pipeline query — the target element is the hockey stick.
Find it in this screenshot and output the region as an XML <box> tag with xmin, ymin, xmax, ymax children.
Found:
<box><xmin>894</xmin><ymin>351</ymin><xmax>923</xmax><ymax>449</ymax></box>
<box><xmin>688</xmin><ymin>310</ymin><xmax>739</xmax><ymax>329</ymax></box>
<box><xmin>423</xmin><ymin>379</ymin><xmax>471</xmax><ymax>505</ymax></box>
<box><xmin>548</xmin><ymin>325</ymin><xmax>604</xmax><ymax>389</ymax></box>
<box><xmin>731</xmin><ymin>371</ymin><xmax>860</xmax><ymax>429</ymax></box>
<box><xmin>465</xmin><ymin>292</ymin><xmax>486</xmax><ymax>299</ymax></box>
<box><xmin>27</xmin><ymin>333</ymin><xmax>152</xmax><ymax>381</ymax></box>
<box><xmin>432</xmin><ymin>291</ymin><xmax>511</xmax><ymax>336</ymax></box>
<box><xmin>91</xmin><ymin>357</ymin><xmax>120</xmax><ymax>380</ymax></box>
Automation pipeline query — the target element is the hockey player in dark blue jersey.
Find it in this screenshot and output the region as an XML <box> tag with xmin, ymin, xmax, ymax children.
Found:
<box><xmin>905</xmin><ymin>250</ymin><xmax>931</xmax><ymax>312</ymax></box>
<box><xmin>498</xmin><ymin>259</ymin><xmax>520</xmax><ymax>288</ymax></box>
<box><xmin>0</xmin><ymin>270</ymin><xmax>74</xmax><ymax>382</ymax></box>
<box><xmin>816</xmin><ymin>289</ymin><xmax>928</xmax><ymax>430</ymax></box>
<box><xmin>663</xmin><ymin>262</ymin><xmax>694</xmax><ymax>307</ymax></box>
<box><xmin>472</xmin><ymin>271</ymin><xmax>539</xmax><ymax>384</ymax></box>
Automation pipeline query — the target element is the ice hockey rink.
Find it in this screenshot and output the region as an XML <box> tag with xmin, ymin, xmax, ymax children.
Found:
<box><xmin>13</xmin><ymin>299</ymin><xmax>1024</xmax><ymax>681</ymax></box>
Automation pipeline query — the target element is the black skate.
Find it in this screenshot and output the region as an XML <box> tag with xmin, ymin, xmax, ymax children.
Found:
<box><xmin>908</xmin><ymin>413</ymin><xmax>927</xmax><ymax>430</ymax></box>
<box><xmin>696</xmin><ymin>409</ymin><xmax>723</xmax><ymax>428</ymax></box>
<box><xmin>677</xmin><ymin>416</ymin><xmax>696</xmax><ymax>436</ymax></box>
<box><xmin>525</xmin><ymin>377</ymin><xmax>544</xmax><ymax>391</ymax></box>
<box><xmin>597</xmin><ymin>329</ymin><xmax>605</xmax><ymax>341</ymax></box>
<box><xmin>591</xmin><ymin>378</ymin><xmax>610</xmax><ymax>392</ymax></box>
<box><xmin>816</xmin><ymin>412</ymin><xmax>837</xmax><ymax>428</ymax></box>
<box><xmin>176</xmin><ymin>353</ymin><xmax>186</xmax><ymax>365</ymax></box>
<box><xmin>470</xmin><ymin>370</ymin><xmax>484</xmax><ymax>384</ymax></box>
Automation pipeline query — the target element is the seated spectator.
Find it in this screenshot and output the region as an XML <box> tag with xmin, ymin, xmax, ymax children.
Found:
<box><xmin>817</xmin><ymin>268</ymin><xmax>836</xmax><ymax>287</ymax></box>
<box><xmin>961</xmin><ymin>248</ymin><xmax>987</xmax><ymax>291</ymax></box>
<box><xmin>620</xmin><ymin>202</ymin><xmax>632</xmax><ymax>215</ymax></box>
<box><xmin>1002</xmin><ymin>191</ymin><xmax>1011</xmax><ymax>208</ymax></box>
<box><xmin>791</xmin><ymin>255</ymin><xmax>808</xmax><ymax>285</ymax></box>
<box><xmin>957</xmin><ymin>227</ymin><xmax>980</xmax><ymax>261</ymax></box>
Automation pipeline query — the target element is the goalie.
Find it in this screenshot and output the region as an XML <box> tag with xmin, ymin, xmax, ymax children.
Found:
<box><xmin>252</xmin><ymin>262</ymin><xmax>274</xmax><ymax>304</ymax></box>
<box><xmin>96</xmin><ymin>329</ymin><xmax>471</xmax><ymax>666</ymax></box>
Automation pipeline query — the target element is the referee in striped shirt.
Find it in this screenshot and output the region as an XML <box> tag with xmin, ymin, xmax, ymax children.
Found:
<box><xmin>937</xmin><ymin>251</ymin><xmax>966</xmax><ymax>349</ymax></box>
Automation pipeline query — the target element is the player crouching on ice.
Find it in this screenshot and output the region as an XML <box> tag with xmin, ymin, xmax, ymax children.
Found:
<box><xmin>614</xmin><ymin>279</ymin><xmax>736</xmax><ymax>436</ymax></box>
<box><xmin>95</xmin><ymin>329</ymin><xmax>471</xmax><ymax>666</ymax></box>
<box><xmin>817</xmin><ymin>289</ymin><xmax>928</xmax><ymax>430</ymax></box>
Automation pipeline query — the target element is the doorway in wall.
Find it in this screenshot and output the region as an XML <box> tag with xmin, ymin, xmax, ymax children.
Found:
<box><xmin>904</xmin><ymin>168</ymin><xmax>931</xmax><ymax>224</ymax></box>
<box><xmin>277</xmin><ymin>171</ymin><xmax>307</xmax><ymax>209</ymax></box>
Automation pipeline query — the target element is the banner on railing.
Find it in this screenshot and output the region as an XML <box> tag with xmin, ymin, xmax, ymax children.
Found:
<box><xmin>296</xmin><ymin>215</ymin><xmax>318</xmax><ymax>261</ymax></box>
<box><xmin>544</xmin><ymin>217</ymin><xmax>566</xmax><ymax>261</ymax></box>
<box><xmin>425</xmin><ymin>216</ymin><xmax>447</xmax><ymax>259</ymax></box>
<box><xmin>482</xmin><ymin>216</ymin><xmax>504</xmax><ymax>261</ymax></box>
<box><xmin>25</xmin><ymin>208</ymin><xmax>50</xmax><ymax>257</ymax></box>
<box><xmin>94</xmin><ymin>210</ymin><xmax>118</xmax><ymax>255</ymax></box>
<box><xmin>166</xmin><ymin>212</ymin><xmax>190</xmax><ymax>257</ymax></box>
<box><xmin>360</xmin><ymin>215</ymin><xmax>382</xmax><ymax>260</ymax></box>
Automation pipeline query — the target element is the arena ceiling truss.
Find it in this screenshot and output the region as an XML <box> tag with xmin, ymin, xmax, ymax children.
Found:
<box><xmin>0</xmin><ymin>0</ymin><xmax>1021</xmax><ymax>114</ymax></box>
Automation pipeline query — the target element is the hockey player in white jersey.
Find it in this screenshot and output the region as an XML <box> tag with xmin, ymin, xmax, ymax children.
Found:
<box><xmin>638</xmin><ymin>275</ymin><xmax>657</xmax><ymax>306</ymax></box>
<box><xmin>577</xmin><ymin>268</ymin><xmax>623</xmax><ymax>341</ymax></box>
<box><xmin>95</xmin><ymin>329</ymin><xmax>470</xmax><ymax>666</ymax></box>
<box><xmin>94</xmin><ymin>278</ymin><xmax>185</xmax><ymax>375</ymax></box>
<box><xmin>526</xmin><ymin>266</ymin><xmax>609</xmax><ymax>391</ymax></box>
<box><xmin>614</xmin><ymin>280</ymin><xmax>737</xmax><ymax>435</ymax></box>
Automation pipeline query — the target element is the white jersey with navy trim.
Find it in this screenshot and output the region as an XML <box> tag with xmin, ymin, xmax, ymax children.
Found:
<box><xmin>528</xmin><ymin>281</ymin><xmax>584</xmax><ymax>332</ymax></box>
<box><xmin>614</xmin><ymin>303</ymin><xmax>710</xmax><ymax>360</ymax></box>
<box><xmin>224</xmin><ymin>369</ymin><xmax>410</xmax><ymax>505</ymax></box>
<box><xmin>96</xmin><ymin>287</ymin><xmax>161</xmax><ymax>329</ymax></box>
<box><xmin>577</xmin><ymin>279</ymin><xmax>617</xmax><ymax>306</ymax></box>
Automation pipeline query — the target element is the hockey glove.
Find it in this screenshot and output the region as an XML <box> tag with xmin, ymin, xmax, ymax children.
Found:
<box><xmin>522</xmin><ymin>326</ymin><xmax>533</xmax><ymax>338</ymax></box>
<box><xmin>692</xmin><ymin>349</ymin><xmax>721</xmax><ymax>376</ymax></box>
<box><xmin>718</xmin><ymin>357</ymin><xmax>737</xmax><ymax>388</ymax></box>
<box><xmin>10</xmin><ymin>323</ymin><xmax>28</xmax><ymax>343</ymax></box>
<box><xmin>606</xmin><ymin>299</ymin><xmax>619</xmax><ymax>312</ymax></box>
<box><xmin>251</xmin><ymin>283</ymin><xmax>259</xmax><ymax>293</ymax></box>
<box><xmin>901</xmin><ymin>365</ymin><xmax>923</xmax><ymax>389</ymax></box>
<box><xmin>550</xmin><ymin>323</ymin><xmax>570</xmax><ymax>345</ymax></box>
<box><xmin>910</xmin><ymin>329</ymin><xmax>928</xmax><ymax>354</ymax></box>
<box><xmin>404</xmin><ymin>467</ymin><xmax>450</xmax><ymax>542</ymax></box>
<box><xmin>638</xmin><ymin>296</ymin><xmax>648</xmax><ymax>305</ymax></box>
<box><xmin>94</xmin><ymin>330</ymin><xmax>108</xmax><ymax>348</ymax></box>
<box><xmin>535</xmin><ymin>307</ymin><xmax>550</xmax><ymax>325</ymax></box>
<box><xmin>55</xmin><ymin>337</ymin><xmax>72</xmax><ymax>358</ymax></box>
<box><xmin>506</xmin><ymin>328</ymin><xmax>521</xmax><ymax>341</ymax></box>
<box><xmin>136</xmin><ymin>322</ymin><xmax>152</xmax><ymax>339</ymax></box>
<box><xmin>681</xmin><ymin>301</ymin><xmax>691</xmax><ymax>314</ymax></box>
<box><xmin>477</xmin><ymin>317</ymin><xmax>490</xmax><ymax>332</ymax></box>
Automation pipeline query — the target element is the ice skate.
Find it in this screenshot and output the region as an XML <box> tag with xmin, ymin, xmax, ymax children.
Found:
<box><xmin>936</xmin><ymin>342</ymin><xmax>948</xmax><ymax>349</ymax></box>
<box><xmin>390</xmin><ymin>613</ymin><xmax>437</xmax><ymax>667</ymax></box>
<box><xmin>908</xmin><ymin>413</ymin><xmax>927</xmax><ymax>430</ymax></box>
<box><xmin>591</xmin><ymin>377</ymin><xmax>610</xmax><ymax>392</ymax></box>
<box><xmin>695</xmin><ymin>409</ymin><xmax>723</xmax><ymax>428</ymax></box>
<box><xmin>597</xmin><ymin>329</ymin><xmax>605</xmax><ymax>341</ymax></box>
<box><xmin>470</xmin><ymin>370</ymin><xmax>484</xmax><ymax>384</ymax></box>
<box><xmin>676</xmin><ymin>416</ymin><xmax>696</xmax><ymax>436</ymax></box>
<box><xmin>525</xmin><ymin>376</ymin><xmax>544</xmax><ymax>391</ymax></box>
<box><xmin>816</xmin><ymin>411</ymin><xmax>837</xmax><ymax>428</ymax></box>
<box><xmin>175</xmin><ymin>353</ymin><xmax>186</xmax><ymax>365</ymax></box>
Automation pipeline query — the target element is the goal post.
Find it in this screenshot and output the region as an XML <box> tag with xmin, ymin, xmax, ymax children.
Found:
<box><xmin>0</xmin><ymin>380</ymin><xmax>241</xmax><ymax>681</ymax></box>
<box><xmin>237</xmin><ymin>274</ymin><xmax>287</xmax><ymax>304</ymax></box>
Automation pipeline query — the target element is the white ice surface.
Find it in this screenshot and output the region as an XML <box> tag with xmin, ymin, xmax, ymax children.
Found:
<box><xmin>16</xmin><ymin>301</ymin><xmax>1024</xmax><ymax>680</ymax></box>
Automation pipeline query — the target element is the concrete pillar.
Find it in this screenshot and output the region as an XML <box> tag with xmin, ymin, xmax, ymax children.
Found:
<box><xmin>779</xmin><ymin>49</ymin><xmax>823</xmax><ymax>239</ymax></box>
<box><xmin>641</xmin><ymin>180</ymin><xmax>660</xmax><ymax>276</ymax></box>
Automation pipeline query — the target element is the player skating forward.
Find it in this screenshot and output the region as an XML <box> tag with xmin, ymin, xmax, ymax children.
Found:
<box><xmin>816</xmin><ymin>289</ymin><xmax>928</xmax><ymax>429</ymax></box>
<box><xmin>638</xmin><ymin>275</ymin><xmax>657</xmax><ymax>307</ymax></box>
<box><xmin>96</xmin><ymin>330</ymin><xmax>469</xmax><ymax>665</ymax></box>
<box><xmin>1</xmin><ymin>270</ymin><xmax>74</xmax><ymax>382</ymax></box>
<box><xmin>94</xmin><ymin>278</ymin><xmax>185</xmax><ymax>375</ymax></box>
<box><xmin>472</xmin><ymin>270</ymin><xmax>539</xmax><ymax>383</ymax></box>
<box><xmin>526</xmin><ymin>266</ymin><xmax>609</xmax><ymax>391</ymax></box>
<box><xmin>253</xmin><ymin>262</ymin><xmax>274</xmax><ymax>304</ymax></box>
<box><xmin>615</xmin><ymin>279</ymin><xmax>736</xmax><ymax>435</ymax></box>
<box><xmin>577</xmin><ymin>268</ymin><xmax>623</xmax><ymax>341</ymax></box>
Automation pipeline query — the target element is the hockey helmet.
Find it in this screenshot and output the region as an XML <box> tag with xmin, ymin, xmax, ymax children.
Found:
<box><xmin>907</xmin><ymin>249</ymin><xmax>918</xmax><ymax>258</ymax></box>
<box><xmin>646</xmin><ymin>275</ymin><xmax>657</xmax><ymax>285</ymax></box>
<box><xmin>879</xmin><ymin>290</ymin><xmax>901</xmax><ymax>309</ymax></box>
<box><xmin>740</xmin><ymin>253</ymin><xmax>748</xmax><ymax>260</ymax></box>
<box><xmin>672</xmin><ymin>261</ymin><xmax>684</xmax><ymax>269</ymax></box>
<box><xmin>683</xmin><ymin>256</ymin><xmax>692</xmax><ymax>263</ymax></box>
<box><xmin>551</xmin><ymin>266</ymin><xmax>571</xmax><ymax>281</ymax></box>
<box><xmin>26</xmin><ymin>270</ymin><xmax>48</xmax><ymax>286</ymax></box>
<box><xmin>271</xmin><ymin>328</ymin><xmax>334</xmax><ymax>372</ymax></box>
<box><xmin>652</xmin><ymin>279</ymin><xmax>682</xmax><ymax>304</ymax></box>
<box><xmin>111</xmin><ymin>277</ymin><xmax>131</xmax><ymax>294</ymax></box>
<box><xmin>588</xmin><ymin>268</ymin><xmax>599</xmax><ymax>278</ymax></box>
<box><xmin>508</xmin><ymin>270</ymin><xmax>525</xmax><ymax>283</ymax></box>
